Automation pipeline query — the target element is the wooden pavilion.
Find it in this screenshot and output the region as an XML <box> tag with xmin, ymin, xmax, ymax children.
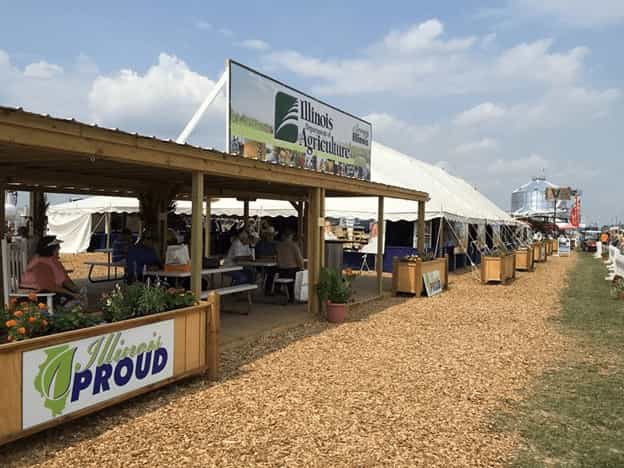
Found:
<box><xmin>0</xmin><ymin>106</ymin><xmax>428</xmax><ymax>317</ymax></box>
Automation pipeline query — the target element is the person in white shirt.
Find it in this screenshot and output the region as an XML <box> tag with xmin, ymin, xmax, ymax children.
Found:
<box><xmin>225</xmin><ymin>230</ymin><xmax>254</xmax><ymax>284</ymax></box>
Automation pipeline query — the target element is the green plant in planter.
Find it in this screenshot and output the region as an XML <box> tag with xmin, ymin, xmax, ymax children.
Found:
<box><xmin>317</xmin><ymin>267</ymin><xmax>353</xmax><ymax>304</ymax></box>
<box><xmin>47</xmin><ymin>305</ymin><xmax>102</xmax><ymax>333</ymax></box>
<box><xmin>164</xmin><ymin>288</ymin><xmax>197</xmax><ymax>310</ymax></box>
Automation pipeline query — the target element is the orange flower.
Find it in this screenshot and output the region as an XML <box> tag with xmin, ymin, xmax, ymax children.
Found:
<box><xmin>37</xmin><ymin>303</ymin><xmax>47</xmax><ymax>310</ymax></box>
<box><xmin>28</xmin><ymin>317</ymin><xmax>37</xmax><ymax>324</ymax></box>
<box><xmin>5</xmin><ymin>319</ymin><xmax>17</xmax><ymax>328</ymax></box>
<box><xmin>17</xmin><ymin>327</ymin><xmax>26</xmax><ymax>335</ymax></box>
<box><xmin>14</xmin><ymin>310</ymin><xmax>23</xmax><ymax>318</ymax></box>
<box><xmin>27</xmin><ymin>292</ymin><xmax>38</xmax><ymax>301</ymax></box>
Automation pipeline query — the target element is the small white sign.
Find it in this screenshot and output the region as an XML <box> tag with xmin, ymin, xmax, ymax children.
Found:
<box><xmin>22</xmin><ymin>320</ymin><xmax>174</xmax><ymax>429</ymax></box>
<box><xmin>423</xmin><ymin>270</ymin><xmax>443</xmax><ymax>297</ymax></box>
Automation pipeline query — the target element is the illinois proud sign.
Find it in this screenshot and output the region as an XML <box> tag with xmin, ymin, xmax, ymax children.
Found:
<box><xmin>228</xmin><ymin>61</ymin><xmax>372</xmax><ymax>181</ymax></box>
<box><xmin>22</xmin><ymin>320</ymin><xmax>174</xmax><ymax>429</ymax></box>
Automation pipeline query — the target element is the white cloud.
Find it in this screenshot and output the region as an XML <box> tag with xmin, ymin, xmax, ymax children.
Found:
<box><xmin>365</xmin><ymin>112</ymin><xmax>439</xmax><ymax>147</ymax></box>
<box><xmin>455</xmin><ymin>138</ymin><xmax>499</xmax><ymax>154</ymax></box>
<box><xmin>496</xmin><ymin>39</ymin><xmax>589</xmax><ymax>85</ymax></box>
<box><xmin>512</xmin><ymin>0</ymin><xmax>624</xmax><ymax>27</ymax></box>
<box><xmin>454</xmin><ymin>102</ymin><xmax>506</xmax><ymax>126</ymax></box>
<box><xmin>238</xmin><ymin>39</ymin><xmax>270</xmax><ymax>51</ymax></box>
<box><xmin>487</xmin><ymin>153</ymin><xmax>549</xmax><ymax>175</ymax></box>
<box><xmin>195</xmin><ymin>20</ymin><xmax>212</xmax><ymax>31</ymax></box>
<box><xmin>382</xmin><ymin>19</ymin><xmax>476</xmax><ymax>54</ymax></box>
<box><xmin>88</xmin><ymin>53</ymin><xmax>224</xmax><ymax>143</ymax></box>
<box><xmin>23</xmin><ymin>61</ymin><xmax>64</xmax><ymax>79</ymax></box>
<box><xmin>265</xmin><ymin>19</ymin><xmax>592</xmax><ymax>97</ymax></box>
<box><xmin>218</xmin><ymin>27</ymin><xmax>234</xmax><ymax>37</ymax></box>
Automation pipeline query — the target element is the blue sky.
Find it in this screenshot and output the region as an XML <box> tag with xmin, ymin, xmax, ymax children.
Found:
<box><xmin>1</xmin><ymin>0</ymin><xmax>623</xmax><ymax>224</ymax></box>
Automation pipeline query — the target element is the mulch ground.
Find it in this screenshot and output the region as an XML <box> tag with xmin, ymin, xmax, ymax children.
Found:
<box><xmin>1</xmin><ymin>255</ymin><xmax>575</xmax><ymax>467</ymax></box>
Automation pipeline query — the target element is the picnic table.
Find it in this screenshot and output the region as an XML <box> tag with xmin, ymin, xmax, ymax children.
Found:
<box><xmin>83</xmin><ymin>260</ymin><xmax>125</xmax><ymax>283</ymax></box>
<box><xmin>144</xmin><ymin>266</ymin><xmax>243</xmax><ymax>289</ymax></box>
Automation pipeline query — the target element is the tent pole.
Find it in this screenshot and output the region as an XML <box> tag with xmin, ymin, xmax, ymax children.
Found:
<box><xmin>376</xmin><ymin>196</ymin><xmax>384</xmax><ymax>296</ymax></box>
<box><xmin>307</xmin><ymin>188</ymin><xmax>322</xmax><ymax>316</ymax></box>
<box><xmin>0</xmin><ymin>184</ymin><xmax>6</xmax><ymax>305</ymax></box>
<box><xmin>204</xmin><ymin>198</ymin><xmax>211</xmax><ymax>257</ymax></box>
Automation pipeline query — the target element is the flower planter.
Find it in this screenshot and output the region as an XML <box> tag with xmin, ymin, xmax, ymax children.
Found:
<box><xmin>515</xmin><ymin>248</ymin><xmax>535</xmax><ymax>272</ymax></box>
<box><xmin>551</xmin><ymin>239</ymin><xmax>558</xmax><ymax>254</ymax></box>
<box><xmin>480</xmin><ymin>254</ymin><xmax>516</xmax><ymax>283</ymax></box>
<box><xmin>545</xmin><ymin>240</ymin><xmax>553</xmax><ymax>256</ymax></box>
<box><xmin>533</xmin><ymin>242</ymin><xmax>547</xmax><ymax>263</ymax></box>
<box><xmin>0</xmin><ymin>297</ymin><xmax>219</xmax><ymax>446</ymax></box>
<box><xmin>326</xmin><ymin>302</ymin><xmax>348</xmax><ymax>323</ymax></box>
<box><xmin>392</xmin><ymin>257</ymin><xmax>449</xmax><ymax>296</ymax></box>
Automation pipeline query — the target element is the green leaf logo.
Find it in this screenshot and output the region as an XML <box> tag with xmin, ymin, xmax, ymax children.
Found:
<box><xmin>274</xmin><ymin>91</ymin><xmax>299</xmax><ymax>143</ymax></box>
<box><xmin>33</xmin><ymin>345</ymin><xmax>76</xmax><ymax>416</ymax></box>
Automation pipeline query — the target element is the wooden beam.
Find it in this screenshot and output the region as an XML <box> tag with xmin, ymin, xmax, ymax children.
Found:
<box><xmin>376</xmin><ymin>196</ymin><xmax>384</xmax><ymax>296</ymax></box>
<box><xmin>0</xmin><ymin>109</ymin><xmax>428</xmax><ymax>202</ymax></box>
<box><xmin>307</xmin><ymin>188</ymin><xmax>321</xmax><ymax>317</ymax></box>
<box><xmin>417</xmin><ymin>200</ymin><xmax>426</xmax><ymax>255</ymax></box>
<box><xmin>319</xmin><ymin>189</ymin><xmax>325</xmax><ymax>270</ymax></box>
<box><xmin>191</xmin><ymin>172</ymin><xmax>204</xmax><ymax>298</ymax></box>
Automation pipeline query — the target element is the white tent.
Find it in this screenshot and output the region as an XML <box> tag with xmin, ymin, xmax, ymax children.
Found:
<box><xmin>48</xmin><ymin>141</ymin><xmax>516</xmax><ymax>253</ymax></box>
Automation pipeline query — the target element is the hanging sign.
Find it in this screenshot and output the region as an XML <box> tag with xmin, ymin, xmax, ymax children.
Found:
<box><xmin>227</xmin><ymin>60</ymin><xmax>372</xmax><ymax>180</ymax></box>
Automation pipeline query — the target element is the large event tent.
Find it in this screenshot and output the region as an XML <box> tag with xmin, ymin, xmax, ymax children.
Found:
<box><xmin>49</xmin><ymin>141</ymin><xmax>516</xmax><ymax>253</ymax></box>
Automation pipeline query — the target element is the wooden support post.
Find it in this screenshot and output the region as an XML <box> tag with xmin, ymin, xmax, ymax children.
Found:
<box><xmin>376</xmin><ymin>196</ymin><xmax>384</xmax><ymax>296</ymax></box>
<box><xmin>204</xmin><ymin>198</ymin><xmax>211</xmax><ymax>257</ymax></box>
<box><xmin>302</xmin><ymin>201</ymin><xmax>308</xmax><ymax>253</ymax></box>
<box><xmin>307</xmin><ymin>188</ymin><xmax>321</xmax><ymax>316</ymax></box>
<box><xmin>319</xmin><ymin>189</ymin><xmax>326</xmax><ymax>269</ymax></box>
<box><xmin>191</xmin><ymin>172</ymin><xmax>204</xmax><ymax>298</ymax></box>
<box><xmin>417</xmin><ymin>200</ymin><xmax>426</xmax><ymax>255</ymax></box>
<box><xmin>243</xmin><ymin>199</ymin><xmax>250</xmax><ymax>224</ymax></box>
<box><xmin>207</xmin><ymin>292</ymin><xmax>220</xmax><ymax>381</ymax></box>
<box><xmin>296</xmin><ymin>202</ymin><xmax>304</xmax><ymax>249</ymax></box>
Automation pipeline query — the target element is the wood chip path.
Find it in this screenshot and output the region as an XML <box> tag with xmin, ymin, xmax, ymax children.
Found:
<box><xmin>1</xmin><ymin>256</ymin><xmax>575</xmax><ymax>467</ymax></box>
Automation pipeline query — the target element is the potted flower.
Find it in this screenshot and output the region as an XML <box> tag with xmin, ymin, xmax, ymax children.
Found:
<box><xmin>611</xmin><ymin>276</ymin><xmax>624</xmax><ymax>300</ymax></box>
<box><xmin>317</xmin><ymin>267</ymin><xmax>354</xmax><ymax>323</ymax></box>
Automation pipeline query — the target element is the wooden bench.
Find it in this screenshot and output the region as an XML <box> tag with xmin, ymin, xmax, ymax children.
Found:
<box><xmin>201</xmin><ymin>283</ymin><xmax>258</xmax><ymax>315</ymax></box>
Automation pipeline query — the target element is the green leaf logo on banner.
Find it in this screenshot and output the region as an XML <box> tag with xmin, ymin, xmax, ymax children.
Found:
<box><xmin>274</xmin><ymin>91</ymin><xmax>299</xmax><ymax>143</ymax></box>
<box><xmin>34</xmin><ymin>345</ymin><xmax>77</xmax><ymax>416</ymax></box>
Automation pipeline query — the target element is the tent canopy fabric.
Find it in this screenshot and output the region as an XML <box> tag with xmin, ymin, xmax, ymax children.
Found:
<box><xmin>48</xmin><ymin>141</ymin><xmax>516</xmax><ymax>253</ymax></box>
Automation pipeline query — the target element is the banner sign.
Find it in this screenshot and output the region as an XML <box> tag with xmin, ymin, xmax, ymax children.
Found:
<box><xmin>22</xmin><ymin>320</ymin><xmax>174</xmax><ymax>429</ymax></box>
<box><xmin>228</xmin><ymin>60</ymin><xmax>372</xmax><ymax>180</ymax></box>
<box><xmin>423</xmin><ymin>270</ymin><xmax>443</xmax><ymax>297</ymax></box>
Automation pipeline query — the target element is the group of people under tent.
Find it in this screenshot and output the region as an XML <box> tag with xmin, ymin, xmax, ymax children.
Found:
<box><xmin>16</xmin><ymin>218</ymin><xmax>306</xmax><ymax>307</ymax></box>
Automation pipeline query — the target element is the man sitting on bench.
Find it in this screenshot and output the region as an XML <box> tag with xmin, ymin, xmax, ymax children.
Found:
<box><xmin>224</xmin><ymin>230</ymin><xmax>254</xmax><ymax>285</ymax></box>
<box><xmin>275</xmin><ymin>229</ymin><xmax>304</xmax><ymax>303</ymax></box>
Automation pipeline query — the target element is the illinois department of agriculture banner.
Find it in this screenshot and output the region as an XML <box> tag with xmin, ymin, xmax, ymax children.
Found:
<box><xmin>228</xmin><ymin>60</ymin><xmax>372</xmax><ymax>181</ymax></box>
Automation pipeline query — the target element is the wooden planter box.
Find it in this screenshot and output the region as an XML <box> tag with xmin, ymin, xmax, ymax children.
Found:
<box><xmin>392</xmin><ymin>257</ymin><xmax>449</xmax><ymax>296</ymax></box>
<box><xmin>533</xmin><ymin>242</ymin><xmax>547</xmax><ymax>263</ymax></box>
<box><xmin>481</xmin><ymin>254</ymin><xmax>516</xmax><ymax>283</ymax></box>
<box><xmin>0</xmin><ymin>296</ymin><xmax>219</xmax><ymax>446</ymax></box>
<box><xmin>545</xmin><ymin>240</ymin><xmax>553</xmax><ymax>256</ymax></box>
<box><xmin>515</xmin><ymin>248</ymin><xmax>535</xmax><ymax>272</ymax></box>
<box><xmin>551</xmin><ymin>239</ymin><xmax>558</xmax><ymax>254</ymax></box>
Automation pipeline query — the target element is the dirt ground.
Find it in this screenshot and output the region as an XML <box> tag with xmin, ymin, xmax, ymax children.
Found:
<box><xmin>1</xmin><ymin>255</ymin><xmax>575</xmax><ymax>467</ymax></box>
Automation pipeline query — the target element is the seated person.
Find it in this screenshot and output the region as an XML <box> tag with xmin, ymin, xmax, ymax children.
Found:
<box><xmin>125</xmin><ymin>232</ymin><xmax>162</xmax><ymax>282</ymax></box>
<box><xmin>20</xmin><ymin>235</ymin><xmax>81</xmax><ymax>304</ymax></box>
<box><xmin>224</xmin><ymin>230</ymin><xmax>254</xmax><ymax>285</ymax></box>
<box><xmin>112</xmin><ymin>228</ymin><xmax>134</xmax><ymax>263</ymax></box>
<box><xmin>255</xmin><ymin>226</ymin><xmax>278</xmax><ymax>294</ymax></box>
<box><xmin>276</xmin><ymin>229</ymin><xmax>304</xmax><ymax>302</ymax></box>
